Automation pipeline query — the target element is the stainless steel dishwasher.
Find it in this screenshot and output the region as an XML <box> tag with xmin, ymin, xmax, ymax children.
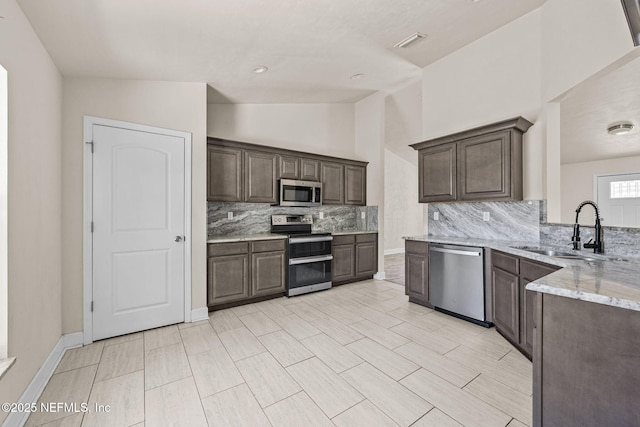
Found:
<box><xmin>429</xmin><ymin>243</ymin><xmax>492</xmax><ymax>327</ymax></box>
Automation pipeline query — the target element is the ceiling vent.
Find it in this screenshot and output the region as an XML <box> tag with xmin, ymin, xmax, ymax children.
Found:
<box><xmin>394</xmin><ymin>32</ymin><xmax>427</xmax><ymax>48</ymax></box>
<box><xmin>607</xmin><ymin>122</ymin><xmax>635</xmax><ymax>135</ymax></box>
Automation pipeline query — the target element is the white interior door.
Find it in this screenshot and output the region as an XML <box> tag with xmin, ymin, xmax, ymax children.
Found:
<box><xmin>92</xmin><ymin>124</ymin><xmax>186</xmax><ymax>341</ymax></box>
<box><xmin>596</xmin><ymin>173</ymin><xmax>640</xmax><ymax>228</ymax></box>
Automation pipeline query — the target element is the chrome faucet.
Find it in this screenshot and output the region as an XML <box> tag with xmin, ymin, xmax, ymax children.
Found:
<box><xmin>571</xmin><ymin>200</ymin><xmax>604</xmax><ymax>254</ymax></box>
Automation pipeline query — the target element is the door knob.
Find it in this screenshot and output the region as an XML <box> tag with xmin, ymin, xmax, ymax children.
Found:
<box><xmin>175</xmin><ymin>235</ymin><xmax>184</xmax><ymax>242</ymax></box>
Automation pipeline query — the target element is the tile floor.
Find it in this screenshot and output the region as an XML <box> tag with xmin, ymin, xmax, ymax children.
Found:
<box><xmin>384</xmin><ymin>254</ymin><xmax>405</xmax><ymax>286</ymax></box>
<box><xmin>26</xmin><ymin>280</ymin><xmax>532</xmax><ymax>427</ymax></box>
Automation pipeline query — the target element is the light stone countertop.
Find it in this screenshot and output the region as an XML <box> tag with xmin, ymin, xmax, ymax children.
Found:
<box><xmin>331</xmin><ymin>230</ymin><xmax>378</xmax><ymax>236</ymax></box>
<box><xmin>207</xmin><ymin>234</ymin><xmax>287</xmax><ymax>243</ymax></box>
<box><xmin>404</xmin><ymin>235</ymin><xmax>640</xmax><ymax>312</ymax></box>
<box><xmin>207</xmin><ymin>230</ymin><xmax>377</xmax><ymax>243</ymax></box>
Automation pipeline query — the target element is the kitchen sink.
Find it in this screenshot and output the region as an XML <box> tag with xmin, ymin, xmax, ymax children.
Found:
<box><xmin>510</xmin><ymin>246</ymin><xmax>599</xmax><ymax>261</ymax></box>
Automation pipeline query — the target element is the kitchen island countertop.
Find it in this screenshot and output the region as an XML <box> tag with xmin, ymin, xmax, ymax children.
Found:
<box><xmin>404</xmin><ymin>235</ymin><xmax>640</xmax><ymax>312</ymax></box>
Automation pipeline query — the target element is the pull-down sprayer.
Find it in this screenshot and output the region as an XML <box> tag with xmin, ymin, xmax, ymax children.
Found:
<box><xmin>571</xmin><ymin>200</ymin><xmax>604</xmax><ymax>254</ymax></box>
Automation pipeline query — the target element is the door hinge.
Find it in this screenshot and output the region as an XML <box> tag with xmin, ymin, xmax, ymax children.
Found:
<box><xmin>90</xmin><ymin>301</ymin><xmax>94</xmax><ymax>312</ymax></box>
<box><xmin>91</xmin><ymin>222</ymin><xmax>94</xmax><ymax>233</ymax></box>
<box><xmin>86</xmin><ymin>141</ymin><xmax>94</xmax><ymax>153</ymax></box>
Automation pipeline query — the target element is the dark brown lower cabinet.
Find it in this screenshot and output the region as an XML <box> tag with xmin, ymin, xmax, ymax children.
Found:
<box><xmin>332</xmin><ymin>233</ymin><xmax>378</xmax><ymax>285</ymax></box>
<box><xmin>534</xmin><ymin>293</ymin><xmax>640</xmax><ymax>427</ymax></box>
<box><xmin>208</xmin><ymin>239</ymin><xmax>285</xmax><ymax>309</ymax></box>
<box><xmin>251</xmin><ymin>250</ymin><xmax>286</xmax><ymax>297</ymax></box>
<box><xmin>404</xmin><ymin>240</ymin><xmax>430</xmax><ymax>306</ymax></box>
<box><xmin>491</xmin><ymin>250</ymin><xmax>559</xmax><ymax>359</ymax></box>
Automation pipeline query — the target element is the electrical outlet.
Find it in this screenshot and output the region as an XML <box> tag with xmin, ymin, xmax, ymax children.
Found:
<box><xmin>483</xmin><ymin>212</ymin><xmax>490</xmax><ymax>221</ymax></box>
<box><xmin>433</xmin><ymin>212</ymin><xmax>439</xmax><ymax>221</ymax></box>
<box><xmin>227</xmin><ymin>212</ymin><xmax>233</xmax><ymax>220</ymax></box>
<box><xmin>361</xmin><ymin>212</ymin><xmax>366</xmax><ymax>219</ymax></box>
<box><xmin>319</xmin><ymin>212</ymin><xmax>324</xmax><ymax>219</ymax></box>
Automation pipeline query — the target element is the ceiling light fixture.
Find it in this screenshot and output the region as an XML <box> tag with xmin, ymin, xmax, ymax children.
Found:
<box><xmin>252</xmin><ymin>66</ymin><xmax>269</xmax><ymax>74</ymax></box>
<box><xmin>394</xmin><ymin>32</ymin><xmax>427</xmax><ymax>48</ymax></box>
<box><xmin>350</xmin><ymin>74</ymin><xmax>364</xmax><ymax>80</ymax></box>
<box><xmin>607</xmin><ymin>122</ymin><xmax>635</xmax><ymax>135</ymax></box>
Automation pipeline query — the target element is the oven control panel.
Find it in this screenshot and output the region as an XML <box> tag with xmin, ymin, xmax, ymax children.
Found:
<box><xmin>271</xmin><ymin>214</ymin><xmax>314</xmax><ymax>225</ymax></box>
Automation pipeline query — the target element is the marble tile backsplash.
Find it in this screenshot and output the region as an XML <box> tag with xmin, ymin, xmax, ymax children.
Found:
<box><xmin>425</xmin><ymin>199</ymin><xmax>639</xmax><ymax>259</ymax></box>
<box><xmin>427</xmin><ymin>201</ymin><xmax>541</xmax><ymax>242</ymax></box>
<box><xmin>208</xmin><ymin>202</ymin><xmax>378</xmax><ymax>237</ymax></box>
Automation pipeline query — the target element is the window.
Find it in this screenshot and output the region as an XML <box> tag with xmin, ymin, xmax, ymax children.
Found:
<box><xmin>610</xmin><ymin>180</ymin><xmax>640</xmax><ymax>199</ymax></box>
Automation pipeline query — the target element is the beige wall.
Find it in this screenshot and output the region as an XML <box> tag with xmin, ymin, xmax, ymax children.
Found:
<box><xmin>385</xmin><ymin>81</ymin><xmax>422</xmax><ymax>164</ymax></box>
<box><xmin>420</xmin><ymin>0</ymin><xmax>635</xmax><ymax>208</ymax></box>
<box><xmin>561</xmin><ymin>156</ymin><xmax>640</xmax><ymax>224</ymax></box>
<box><xmin>207</xmin><ymin>103</ymin><xmax>356</xmax><ymax>159</ymax></box>
<box><xmin>354</xmin><ymin>92</ymin><xmax>386</xmax><ymax>273</ymax></box>
<box><xmin>422</xmin><ymin>10</ymin><xmax>542</xmax><ymax>140</ymax></box>
<box><xmin>542</xmin><ymin>0</ymin><xmax>632</xmax><ymax>221</ymax></box>
<box><xmin>384</xmin><ymin>149</ymin><xmax>423</xmax><ymax>251</ymax></box>
<box><xmin>383</xmin><ymin>81</ymin><xmax>423</xmax><ymax>251</ymax></box>
<box><xmin>0</xmin><ymin>0</ymin><xmax>63</xmax><ymax>421</ymax></box>
<box><xmin>421</xmin><ymin>9</ymin><xmax>544</xmax><ymax>200</ymax></box>
<box><xmin>62</xmin><ymin>78</ymin><xmax>208</xmax><ymax>334</ymax></box>
<box><xmin>541</xmin><ymin>0</ymin><xmax>632</xmax><ymax>102</ymax></box>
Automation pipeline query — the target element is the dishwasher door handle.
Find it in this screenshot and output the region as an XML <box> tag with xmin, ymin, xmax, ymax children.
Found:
<box><xmin>430</xmin><ymin>247</ymin><xmax>482</xmax><ymax>257</ymax></box>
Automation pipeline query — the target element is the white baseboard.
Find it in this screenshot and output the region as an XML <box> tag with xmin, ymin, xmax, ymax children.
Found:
<box><xmin>63</xmin><ymin>332</ymin><xmax>84</xmax><ymax>349</ymax></box>
<box><xmin>191</xmin><ymin>307</ymin><xmax>209</xmax><ymax>323</ymax></box>
<box><xmin>374</xmin><ymin>272</ymin><xmax>386</xmax><ymax>280</ymax></box>
<box><xmin>384</xmin><ymin>248</ymin><xmax>405</xmax><ymax>255</ymax></box>
<box><xmin>3</xmin><ymin>332</ymin><xmax>83</xmax><ymax>427</ymax></box>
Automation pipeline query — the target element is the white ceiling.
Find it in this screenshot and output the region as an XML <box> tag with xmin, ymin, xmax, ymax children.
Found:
<box><xmin>561</xmin><ymin>52</ymin><xmax>640</xmax><ymax>164</ymax></box>
<box><xmin>16</xmin><ymin>0</ymin><xmax>545</xmax><ymax>104</ymax></box>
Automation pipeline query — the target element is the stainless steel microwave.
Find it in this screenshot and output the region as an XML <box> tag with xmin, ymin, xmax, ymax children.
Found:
<box><xmin>279</xmin><ymin>179</ymin><xmax>322</xmax><ymax>207</ymax></box>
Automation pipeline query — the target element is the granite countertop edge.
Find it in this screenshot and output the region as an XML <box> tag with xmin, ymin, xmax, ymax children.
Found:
<box><xmin>404</xmin><ymin>235</ymin><xmax>640</xmax><ymax>312</ymax></box>
<box><xmin>208</xmin><ymin>230</ymin><xmax>378</xmax><ymax>243</ymax></box>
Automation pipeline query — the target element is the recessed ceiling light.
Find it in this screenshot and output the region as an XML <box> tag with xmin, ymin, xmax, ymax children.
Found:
<box><xmin>393</xmin><ymin>32</ymin><xmax>427</xmax><ymax>48</ymax></box>
<box><xmin>607</xmin><ymin>122</ymin><xmax>635</xmax><ymax>135</ymax></box>
<box><xmin>350</xmin><ymin>74</ymin><xmax>364</xmax><ymax>80</ymax></box>
<box><xmin>252</xmin><ymin>66</ymin><xmax>269</xmax><ymax>74</ymax></box>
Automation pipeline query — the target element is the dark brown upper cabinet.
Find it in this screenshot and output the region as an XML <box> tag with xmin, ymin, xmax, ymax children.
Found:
<box><xmin>321</xmin><ymin>162</ymin><xmax>344</xmax><ymax>205</ymax></box>
<box><xmin>345</xmin><ymin>165</ymin><xmax>366</xmax><ymax>205</ymax></box>
<box><xmin>277</xmin><ymin>155</ymin><xmax>300</xmax><ymax>180</ymax></box>
<box><xmin>207</xmin><ymin>145</ymin><xmax>243</xmax><ymax>202</ymax></box>
<box><xmin>411</xmin><ymin>117</ymin><xmax>533</xmax><ymax>203</ymax></box>
<box><xmin>207</xmin><ymin>138</ymin><xmax>366</xmax><ymax>205</ymax></box>
<box><xmin>418</xmin><ymin>143</ymin><xmax>457</xmax><ymax>203</ymax></box>
<box><xmin>244</xmin><ymin>150</ymin><xmax>277</xmax><ymax>204</ymax></box>
<box><xmin>300</xmin><ymin>158</ymin><xmax>320</xmax><ymax>181</ymax></box>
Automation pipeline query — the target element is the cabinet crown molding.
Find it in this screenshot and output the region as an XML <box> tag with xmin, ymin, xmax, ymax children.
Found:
<box><xmin>208</xmin><ymin>137</ymin><xmax>369</xmax><ymax>167</ymax></box>
<box><xmin>410</xmin><ymin>116</ymin><xmax>534</xmax><ymax>151</ymax></box>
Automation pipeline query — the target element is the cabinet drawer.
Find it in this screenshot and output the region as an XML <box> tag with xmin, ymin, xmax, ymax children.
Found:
<box><xmin>356</xmin><ymin>233</ymin><xmax>377</xmax><ymax>243</ymax></box>
<box><xmin>405</xmin><ymin>240</ymin><xmax>429</xmax><ymax>255</ymax></box>
<box><xmin>492</xmin><ymin>250</ymin><xmax>519</xmax><ymax>274</ymax></box>
<box><xmin>208</xmin><ymin>242</ymin><xmax>249</xmax><ymax>257</ymax></box>
<box><xmin>333</xmin><ymin>234</ymin><xmax>355</xmax><ymax>245</ymax></box>
<box><xmin>251</xmin><ymin>239</ymin><xmax>286</xmax><ymax>253</ymax></box>
<box><xmin>520</xmin><ymin>259</ymin><xmax>559</xmax><ymax>282</ymax></box>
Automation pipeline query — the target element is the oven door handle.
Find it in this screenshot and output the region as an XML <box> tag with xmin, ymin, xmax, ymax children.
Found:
<box><xmin>289</xmin><ymin>255</ymin><xmax>334</xmax><ymax>265</ymax></box>
<box><xmin>288</xmin><ymin>236</ymin><xmax>334</xmax><ymax>244</ymax></box>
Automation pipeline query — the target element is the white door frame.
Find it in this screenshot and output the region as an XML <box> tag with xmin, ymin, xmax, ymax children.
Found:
<box><xmin>83</xmin><ymin>115</ymin><xmax>192</xmax><ymax>345</ymax></box>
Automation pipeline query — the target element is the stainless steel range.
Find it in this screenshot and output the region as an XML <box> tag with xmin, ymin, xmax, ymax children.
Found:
<box><xmin>271</xmin><ymin>214</ymin><xmax>333</xmax><ymax>297</ymax></box>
